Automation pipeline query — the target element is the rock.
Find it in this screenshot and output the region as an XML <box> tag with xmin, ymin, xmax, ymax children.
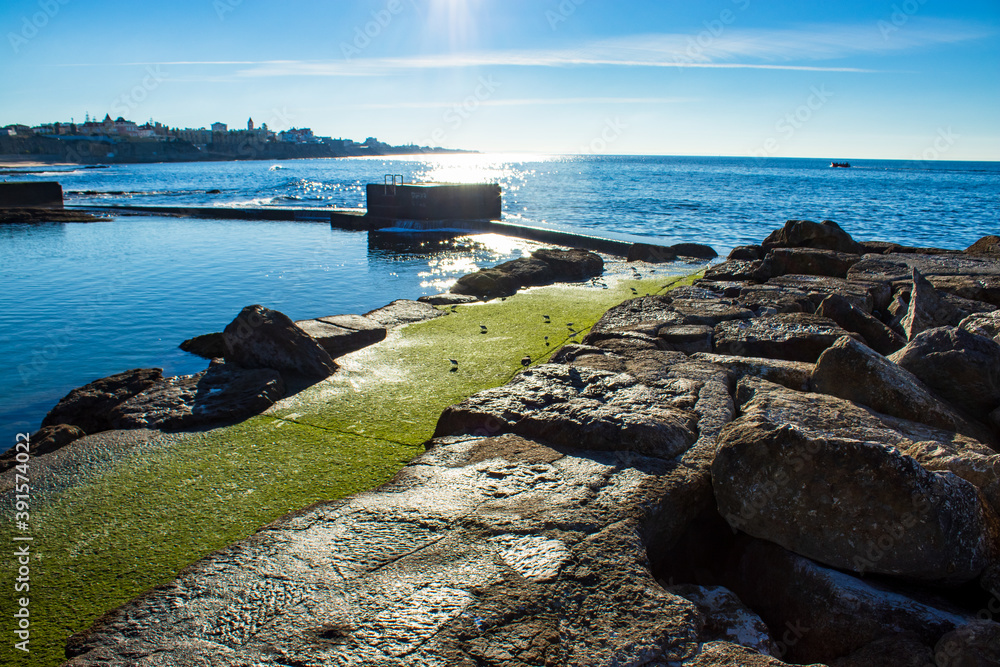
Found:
<box><xmin>847</xmin><ymin>252</ymin><xmax>1000</xmax><ymax>285</ymax></box>
<box><xmin>179</xmin><ymin>332</ymin><xmax>227</xmax><ymax>359</ymax></box>
<box><xmin>627</xmin><ymin>242</ymin><xmax>677</xmax><ymax>263</ymax></box>
<box><xmin>669</xmin><ymin>584</ymin><xmax>778</xmax><ymax>656</ymax></box>
<box><xmin>889</xmin><ymin>327</ymin><xmax>1000</xmax><ymax>419</ymax></box>
<box><xmin>0</xmin><ymin>424</ymin><xmax>86</xmax><ymax>472</ymax></box>
<box><xmin>761</xmin><ymin>219</ymin><xmax>864</xmax><ymax>254</ymax></box>
<box><xmin>450</xmin><ymin>268</ymin><xmax>520</xmax><ymax>299</ymax></box>
<box><xmin>926</xmin><ymin>275</ymin><xmax>1000</xmax><ymax>308</ymax></box>
<box><xmin>713</xmin><ymin>313</ymin><xmax>855</xmax><ymax>363</ymax></box>
<box><xmin>816</xmin><ymin>293</ymin><xmax>906</xmax><ymax>355</ymax></box>
<box><xmin>934</xmin><ymin>620</ymin><xmax>1000</xmax><ymax>666</ymax></box>
<box><xmin>670</xmin><ymin>243</ymin><xmax>718</xmax><ymax>260</ymax></box>
<box><xmin>713</xmin><ymin>416</ymin><xmax>996</xmax><ymax>583</ymax></box>
<box><xmin>450</xmin><ymin>249</ymin><xmax>604</xmax><ymax>300</ymax></box>
<box><xmin>417</xmin><ymin>293</ymin><xmax>480</xmax><ymax>306</ymax></box>
<box><xmin>109</xmin><ymin>361</ymin><xmax>286</xmax><ymax>430</ymax></box>
<box><xmin>682</xmin><ymin>641</ymin><xmax>803</xmax><ymax>666</ymax></box>
<box><xmin>737</xmin><ymin>284</ymin><xmax>816</xmax><ymax>314</ymax></box>
<box><xmin>658</xmin><ymin>325</ymin><xmax>714</xmax><ymax>354</ymax></box>
<box><xmin>531</xmin><ymin>248</ymin><xmax>604</xmax><ymax>281</ymax></box>
<box><xmin>967</xmin><ymin>235</ymin><xmax>1000</xmax><ymax>258</ymax></box>
<box><xmin>363</xmin><ymin>299</ymin><xmax>445</xmax><ymax>328</ymax></box>
<box><xmin>736</xmin><ymin>376</ymin><xmax>1000</xmax><ymax>517</ymax></box>
<box><xmin>728</xmin><ymin>538</ymin><xmax>974</xmax><ymax>663</ymax></box>
<box><xmin>703</xmin><ymin>259</ymin><xmax>772</xmax><ymax>283</ymax></box>
<box><xmin>902</xmin><ymin>268</ymin><xmax>967</xmax><ymax>339</ymax></box>
<box><xmin>692</xmin><ymin>353</ymin><xmax>813</xmax><ymax>392</ymax></box>
<box><xmin>829</xmin><ymin>634</ymin><xmax>935</xmax><ymax>667</ymax></box>
<box><xmin>296</xmin><ymin>315</ymin><xmax>387</xmax><ymax>358</ymax></box>
<box><xmin>812</xmin><ymin>336</ymin><xmax>993</xmax><ymax>444</ymax></box>
<box><xmin>666</xmin><ymin>298</ymin><xmax>755</xmax><ymax>327</ymax></box>
<box><xmin>433</xmin><ymin>364</ymin><xmax>700</xmax><ymax>458</ymax></box>
<box><xmin>222</xmin><ymin>305</ymin><xmax>338</xmax><ymax>380</ymax></box>
<box><xmin>39</xmin><ymin>368</ymin><xmax>164</xmax><ymax>435</ymax></box>
<box><xmin>695</xmin><ymin>279</ymin><xmax>751</xmax><ymax>297</ymax></box>
<box><xmin>586</xmin><ymin>295</ymin><xmax>678</xmax><ymax>337</ymax></box>
<box><xmin>727</xmin><ymin>245</ymin><xmax>762</xmax><ymax>261</ymax></box>
<box><xmin>767</xmin><ymin>247</ymin><xmax>861</xmax><ymax>278</ymax></box>
<box><xmin>960</xmin><ymin>310</ymin><xmax>1000</xmax><ymax>342</ymax></box>
<box><xmin>767</xmin><ymin>274</ymin><xmax>883</xmax><ymax>313</ymax></box>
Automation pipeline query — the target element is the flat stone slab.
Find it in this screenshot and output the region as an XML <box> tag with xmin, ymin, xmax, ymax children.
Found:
<box><xmin>364</xmin><ymin>299</ymin><xmax>446</xmax><ymax>328</ymax></box>
<box><xmin>296</xmin><ymin>315</ymin><xmax>387</xmax><ymax>358</ymax></box>
<box><xmin>713</xmin><ymin>313</ymin><xmax>856</xmax><ymax>363</ymax></box>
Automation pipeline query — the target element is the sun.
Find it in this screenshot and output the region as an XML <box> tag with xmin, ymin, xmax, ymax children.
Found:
<box><xmin>428</xmin><ymin>0</ymin><xmax>480</xmax><ymax>49</ymax></box>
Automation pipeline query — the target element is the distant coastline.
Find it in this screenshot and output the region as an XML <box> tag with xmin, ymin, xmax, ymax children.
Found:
<box><xmin>0</xmin><ymin>135</ymin><xmax>474</xmax><ymax>166</ymax></box>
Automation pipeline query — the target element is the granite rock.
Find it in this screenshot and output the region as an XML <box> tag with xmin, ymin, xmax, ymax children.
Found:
<box><xmin>39</xmin><ymin>367</ymin><xmax>164</xmax><ymax>435</ymax></box>
<box><xmin>713</xmin><ymin>313</ymin><xmax>855</xmax><ymax>363</ymax></box>
<box><xmin>761</xmin><ymin>219</ymin><xmax>864</xmax><ymax>254</ymax></box>
<box><xmin>222</xmin><ymin>305</ymin><xmax>338</xmax><ymax>379</ymax></box>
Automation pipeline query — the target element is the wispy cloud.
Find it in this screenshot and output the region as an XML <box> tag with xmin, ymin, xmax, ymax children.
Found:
<box><xmin>57</xmin><ymin>19</ymin><xmax>991</xmax><ymax>78</ymax></box>
<box><xmin>345</xmin><ymin>97</ymin><xmax>699</xmax><ymax>110</ymax></box>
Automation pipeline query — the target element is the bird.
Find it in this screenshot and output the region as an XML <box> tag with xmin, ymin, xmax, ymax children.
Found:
<box><xmin>543</xmin><ymin>315</ymin><xmax>551</xmax><ymax>322</ymax></box>
<box><xmin>631</xmin><ymin>287</ymin><xmax>638</xmax><ymax>294</ymax></box>
<box><xmin>480</xmin><ymin>324</ymin><xmax>488</xmax><ymax>334</ymax></box>
<box><xmin>521</xmin><ymin>356</ymin><xmax>531</xmax><ymax>368</ymax></box>
<box><xmin>566</xmin><ymin>322</ymin><xmax>574</xmax><ymax>328</ymax></box>
<box><xmin>450</xmin><ymin>359</ymin><xmax>458</xmax><ymax>366</ymax></box>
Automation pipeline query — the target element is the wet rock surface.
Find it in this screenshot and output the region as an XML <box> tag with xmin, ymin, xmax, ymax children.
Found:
<box><xmin>451</xmin><ymin>248</ymin><xmax>604</xmax><ymax>299</ymax></box>
<box><xmin>62</xmin><ymin>220</ymin><xmax>1000</xmax><ymax>667</ymax></box>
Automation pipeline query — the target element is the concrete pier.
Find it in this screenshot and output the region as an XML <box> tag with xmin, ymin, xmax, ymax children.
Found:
<box><xmin>0</xmin><ymin>181</ymin><xmax>64</xmax><ymax>208</ymax></box>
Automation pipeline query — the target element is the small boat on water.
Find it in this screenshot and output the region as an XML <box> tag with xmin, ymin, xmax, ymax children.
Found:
<box><xmin>830</xmin><ymin>161</ymin><xmax>851</xmax><ymax>168</ymax></box>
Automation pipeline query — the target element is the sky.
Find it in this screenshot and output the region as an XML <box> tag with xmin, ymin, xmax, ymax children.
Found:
<box><xmin>1</xmin><ymin>0</ymin><xmax>998</xmax><ymax>159</ymax></box>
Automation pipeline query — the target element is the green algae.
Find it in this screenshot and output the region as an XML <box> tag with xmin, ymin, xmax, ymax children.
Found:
<box><xmin>1</xmin><ymin>270</ymin><xmax>699</xmax><ymax>666</ymax></box>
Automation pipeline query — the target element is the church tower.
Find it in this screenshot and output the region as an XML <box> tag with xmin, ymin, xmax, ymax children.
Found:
<box><xmin>248</xmin><ymin>117</ymin><xmax>254</xmax><ymax>131</ymax></box>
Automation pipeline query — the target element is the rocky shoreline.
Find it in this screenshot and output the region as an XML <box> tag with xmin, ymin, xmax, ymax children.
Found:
<box><xmin>25</xmin><ymin>222</ymin><xmax>1000</xmax><ymax>665</ymax></box>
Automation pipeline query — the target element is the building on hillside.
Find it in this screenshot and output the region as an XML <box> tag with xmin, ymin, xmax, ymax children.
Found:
<box><xmin>211</xmin><ymin>122</ymin><xmax>227</xmax><ymax>133</ymax></box>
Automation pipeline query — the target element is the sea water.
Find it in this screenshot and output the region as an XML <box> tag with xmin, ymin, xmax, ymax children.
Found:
<box><xmin>2</xmin><ymin>154</ymin><xmax>997</xmax><ymax>449</ymax></box>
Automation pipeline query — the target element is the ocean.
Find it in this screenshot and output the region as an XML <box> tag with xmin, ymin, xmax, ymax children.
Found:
<box><xmin>2</xmin><ymin>154</ymin><xmax>998</xmax><ymax>449</ymax></box>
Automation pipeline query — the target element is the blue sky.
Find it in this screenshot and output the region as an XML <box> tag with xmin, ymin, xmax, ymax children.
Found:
<box><xmin>1</xmin><ymin>0</ymin><xmax>998</xmax><ymax>159</ymax></box>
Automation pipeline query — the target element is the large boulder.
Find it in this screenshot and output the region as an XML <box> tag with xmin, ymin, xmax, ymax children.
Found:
<box><xmin>109</xmin><ymin>361</ymin><xmax>286</xmax><ymax>430</ymax></box>
<box><xmin>934</xmin><ymin>620</ymin><xmax>1000</xmax><ymax>666</ymax></box>
<box><xmin>960</xmin><ymin>310</ymin><xmax>1000</xmax><ymax>343</ymax></box>
<box><xmin>713</xmin><ymin>416</ymin><xmax>996</xmax><ymax>584</ymax></box>
<box><xmin>816</xmin><ymin>293</ymin><xmax>905</xmax><ymax>355</ymax></box>
<box><xmin>812</xmin><ymin>336</ymin><xmax>994</xmax><ymax>444</ymax></box>
<box><xmin>532</xmin><ymin>248</ymin><xmax>604</xmax><ymax>281</ymax></box>
<box><xmin>767</xmin><ymin>247</ymin><xmax>861</xmax><ymax>278</ymax></box>
<box><xmin>737</xmin><ymin>284</ymin><xmax>816</xmax><ymax>314</ymax></box>
<box><xmin>295</xmin><ymin>314</ymin><xmax>387</xmax><ymax>358</ymax></box>
<box><xmin>761</xmin><ymin>219</ymin><xmax>864</xmax><ymax>254</ymax></box>
<box><xmin>627</xmin><ymin>242</ymin><xmax>677</xmax><ymax>263</ymax></box>
<box><xmin>39</xmin><ymin>367</ymin><xmax>164</xmax><ymax>434</ymax></box>
<box><xmin>451</xmin><ymin>249</ymin><xmax>604</xmax><ymax>299</ymax></box>
<box><xmin>847</xmin><ymin>252</ymin><xmax>1000</xmax><ymax>285</ymax></box>
<box><xmin>433</xmin><ymin>363</ymin><xmax>701</xmax><ymax>458</ymax></box>
<box><xmin>0</xmin><ymin>424</ymin><xmax>86</xmax><ymax>472</ymax></box>
<box><xmin>829</xmin><ymin>634</ymin><xmax>935</xmax><ymax>667</ymax></box>
<box><xmin>692</xmin><ymin>353</ymin><xmax>813</xmax><ymax>392</ymax></box>
<box><xmin>222</xmin><ymin>305</ymin><xmax>338</xmax><ymax>380</ymax></box>
<box><xmin>727</xmin><ymin>538</ymin><xmax>975</xmax><ymax>663</ymax></box>
<box><xmin>713</xmin><ymin>313</ymin><xmax>855</xmax><ymax>363</ymax></box>
<box><xmin>736</xmin><ymin>376</ymin><xmax>1000</xmax><ymax>518</ymax></box>
<box><xmin>966</xmin><ymin>235</ymin><xmax>1000</xmax><ymax>258</ymax></box>
<box><xmin>766</xmin><ymin>274</ymin><xmax>885</xmax><ymax>313</ymax></box>
<box><xmin>889</xmin><ymin>327</ymin><xmax>1000</xmax><ymax>419</ymax></box>
<box><xmin>703</xmin><ymin>259</ymin><xmax>773</xmax><ymax>283</ymax></box>
<box><xmin>926</xmin><ymin>274</ymin><xmax>1000</xmax><ymax>308</ymax></box>
<box><xmin>670</xmin><ymin>243</ymin><xmax>718</xmax><ymax>260</ymax></box>
<box><xmin>450</xmin><ymin>267</ymin><xmax>520</xmax><ymax>299</ymax></box>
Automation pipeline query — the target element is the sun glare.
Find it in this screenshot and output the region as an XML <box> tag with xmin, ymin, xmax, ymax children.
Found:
<box><xmin>428</xmin><ymin>0</ymin><xmax>479</xmax><ymax>49</ymax></box>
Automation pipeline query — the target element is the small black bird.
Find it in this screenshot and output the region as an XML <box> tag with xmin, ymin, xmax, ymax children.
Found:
<box><xmin>450</xmin><ymin>359</ymin><xmax>459</xmax><ymax>366</ymax></box>
<box><xmin>480</xmin><ymin>324</ymin><xmax>488</xmax><ymax>334</ymax></box>
<box><xmin>521</xmin><ymin>356</ymin><xmax>531</xmax><ymax>368</ymax></box>
<box><xmin>543</xmin><ymin>315</ymin><xmax>551</xmax><ymax>322</ymax></box>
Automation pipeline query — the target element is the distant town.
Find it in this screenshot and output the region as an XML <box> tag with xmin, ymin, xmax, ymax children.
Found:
<box><xmin>0</xmin><ymin>115</ymin><xmax>470</xmax><ymax>164</ymax></box>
